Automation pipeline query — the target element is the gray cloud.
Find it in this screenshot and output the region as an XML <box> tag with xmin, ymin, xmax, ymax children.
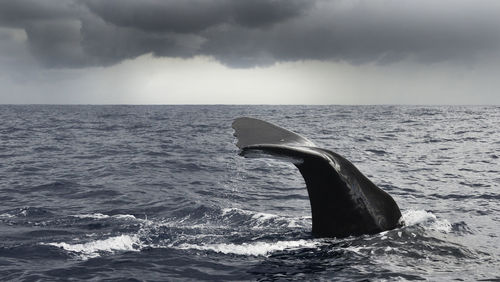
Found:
<box><xmin>0</xmin><ymin>0</ymin><xmax>499</xmax><ymax>68</ymax></box>
<box><xmin>0</xmin><ymin>0</ymin><xmax>82</xmax><ymax>26</ymax></box>
<box><xmin>84</xmin><ymin>0</ymin><xmax>310</xmax><ymax>33</ymax></box>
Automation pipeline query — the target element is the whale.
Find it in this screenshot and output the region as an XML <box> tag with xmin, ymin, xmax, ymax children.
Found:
<box><xmin>232</xmin><ymin>117</ymin><xmax>402</xmax><ymax>238</ymax></box>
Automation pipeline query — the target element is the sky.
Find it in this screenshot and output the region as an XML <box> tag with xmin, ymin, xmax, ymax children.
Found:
<box><xmin>0</xmin><ymin>0</ymin><xmax>499</xmax><ymax>104</ymax></box>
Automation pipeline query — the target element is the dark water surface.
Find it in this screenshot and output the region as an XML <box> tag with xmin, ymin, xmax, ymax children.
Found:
<box><xmin>0</xmin><ymin>105</ymin><xmax>498</xmax><ymax>281</ymax></box>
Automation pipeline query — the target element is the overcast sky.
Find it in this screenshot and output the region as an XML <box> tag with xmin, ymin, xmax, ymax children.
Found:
<box><xmin>0</xmin><ymin>0</ymin><xmax>499</xmax><ymax>104</ymax></box>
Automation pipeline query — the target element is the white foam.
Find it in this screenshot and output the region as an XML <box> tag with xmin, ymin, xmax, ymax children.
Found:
<box><xmin>400</xmin><ymin>209</ymin><xmax>452</xmax><ymax>233</ymax></box>
<box><xmin>287</xmin><ymin>219</ymin><xmax>300</xmax><ymax>228</ymax></box>
<box><xmin>222</xmin><ymin>207</ymin><xmax>277</xmax><ymax>220</ymax></box>
<box><xmin>429</xmin><ymin>218</ymin><xmax>452</xmax><ymax>233</ymax></box>
<box><xmin>222</xmin><ymin>207</ymin><xmax>309</xmax><ymax>229</ymax></box>
<box><xmin>345</xmin><ymin>246</ymin><xmax>364</xmax><ymax>254</ymax></box>
<box><xmin>47</xmin><ymin>234</ymin><xmax>141</xmax><ymax>259</ymax></box>
<box><xmin>113</xmin><ymin>214</ymin><xmax>138</xmax><ymax>220</ymax></box>
<box><xmin>345</xmin><ymin>246</ymin><xmax>374</xmax><ymax>255</ymax></box>
<box><xmin>251</xmin><ymin>212</ymin><xmax>278</xmax><ymax>221</ymax></box>
<box><xmin>176</xmin><ymin>239</ymin><xmax>318</xmax><ymax>257</ymax></box>
<box><xmin>72</xmin><ymin>213</ymin><xmax>140</xmax><ymax>221</ymax></box>
<box><xmin>73</xmin><ymin>213</ymin><xmax>110</xmax><ymax>219</ymax></box>
<box><xmin>0</xmin><ymin>213</ymin><xmax>14</xmax><ymax>218</ymax></box>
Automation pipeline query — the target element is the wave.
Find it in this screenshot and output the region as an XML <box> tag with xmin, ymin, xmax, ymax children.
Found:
<box><xmin>72</xmin><ymin>213</ymin><xmax>140</xmax><ymax>221</ymax></box>
<box><xmin>46</xmin><ymin>234</ymin><xmax>142</xmax><ymax>260</ymax></box>
<box><xmin>1</xmin><ymin>207</ymin><xmax>54</xmax><ymax>218</ymax></box>
<box><xmin>400</xmin><ymin>209</ymin><xmax>452</xmax><ymax>233</ymax></box>
<box><xmin>0</xmin><ymin>213</ymin><xmax>15</xmax><ymax>218</ymax></box>
<box><xmin>175</xmin><ymin>240</ymin><xmax>319</xmax><ymax>257</ymax></box>
<box><xmin>42</xmin><ymin>209</ymin><xmax>314</xmax><ymax>260</ymax></box>
<box><xmin>221</xmin><ymin>207</ymin><xmax>310</xmax><ymax>229</ymax></box>
<box><xmin>42</xmin><ymin>209</ymin><xmax>457</xmax><ymax>261</ymax></box>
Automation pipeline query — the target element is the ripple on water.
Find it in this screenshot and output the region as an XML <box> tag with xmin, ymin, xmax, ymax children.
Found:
<box><xmin>0</xmin><ymin>105</ymin><xmax>499</xmax><ymax>280</ymax></box>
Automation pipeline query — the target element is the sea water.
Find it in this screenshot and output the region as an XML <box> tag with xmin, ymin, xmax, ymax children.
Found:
<box><xmin>0</xmin><ymin>105</ymin><xmax>498</xmax><ymax>280</ymax></box>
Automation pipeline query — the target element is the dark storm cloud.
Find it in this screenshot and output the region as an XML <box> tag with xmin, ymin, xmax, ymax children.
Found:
<box><xmin>84</xmin><ymin>0</ymin><xmax>309</xmax><ymax>33</ymax></box>
<box><xmin>1</xmin><ymin>0</ymin><xmax>499</xmax><ymax>68</ymax></box>
<box><xmin>0</xmin><ymin>0</ymin><xmax>79</xmax><ymax>25</ymax></box>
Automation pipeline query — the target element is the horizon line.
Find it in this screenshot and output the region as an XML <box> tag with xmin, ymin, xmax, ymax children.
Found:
<box><xmin>0</xmin><ymin>103</ymin><xmax>497</xmax><ymax>106</ymax></box>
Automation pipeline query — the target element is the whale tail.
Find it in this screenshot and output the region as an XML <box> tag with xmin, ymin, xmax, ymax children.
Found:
<box><xmin>232</xmin><ymin>117</ymin><xmax>315</xmax><ymax>149</ymax></box>
<box><xmin>232</xmin><ymin>117</ymin><xmax>402</xmax><ymax>238</ymax></box>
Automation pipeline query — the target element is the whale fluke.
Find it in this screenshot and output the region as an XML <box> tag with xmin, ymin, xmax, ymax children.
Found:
<box><xmin>232</xmin><ymin>117</ymin><xmax>402</xmax><ymax>238</ymax></box>
<box><xmin>232</xmin><ymin>117</ymin><xmax>315</xmax><ymax>149</ymax></box>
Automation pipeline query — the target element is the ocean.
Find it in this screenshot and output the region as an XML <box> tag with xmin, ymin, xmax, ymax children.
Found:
<box><xmin>0</xmin><ymin>105</ymin><xmax>498</xmax><ymax>281</ymax></box>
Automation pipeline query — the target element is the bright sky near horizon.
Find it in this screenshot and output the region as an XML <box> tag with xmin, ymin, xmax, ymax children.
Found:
<box><xmin>1</xmin><ymin>0</ymin><xmax>499</xmax><ymax>105</ymax></box>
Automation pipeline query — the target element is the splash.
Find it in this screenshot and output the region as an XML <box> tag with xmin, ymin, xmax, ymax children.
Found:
<box><xmin>49</xmin><ymin>210</ymin><xmax>313</xmax><ymax>260</ymax></box>
<box><xmin>222</xmin><ymin>207</ymin><xmax>278</xmax><ymax>220</ymax></box>
<box><xmin>72</xmin><ymin>213</ymin><xmax>138</xmax><ymax>220</ymax></box>
<box><xmin>47</xmin><ymin>234</ymin><xmax>142</xmax><ymax>260</ymax></box>
<box><xmin>400</xmin><ymin>209</ymin><xmax>452</xmax><ymax>233</ymax></box>
<box><xmin>221</xmin><ymin>207</ymin><xmax>310</xmax><ymax>229</ymax></box>
<box><xmin>72</xmin><ymin>213</ymin><xmax>111</xmax><ymax>219</ymax></box>
<box><xmin>176</xmin><ymin>239</ymin><xmax>318</xmax><ymax>257</ymax></box>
